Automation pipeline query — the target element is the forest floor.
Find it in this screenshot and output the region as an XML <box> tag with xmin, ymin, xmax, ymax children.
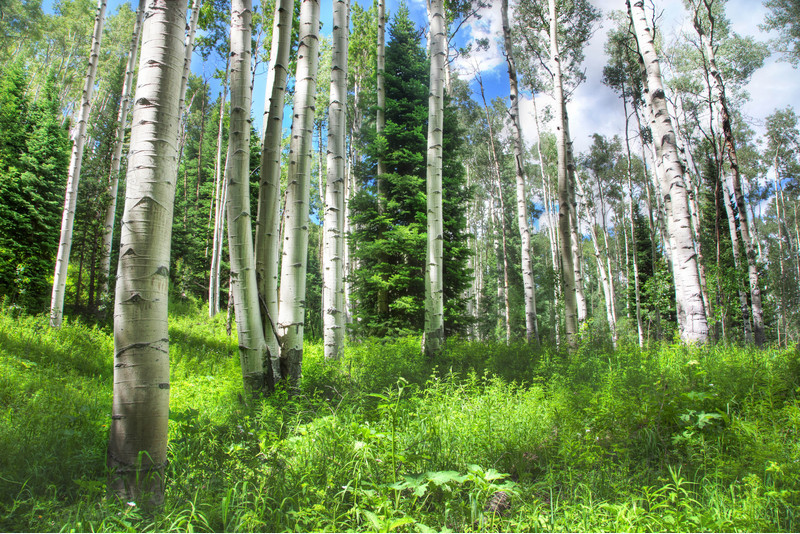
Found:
<box><xmin>0</xmin><ymin>298</ymin><xmax>799</xmax><ymax>532</ymax></box>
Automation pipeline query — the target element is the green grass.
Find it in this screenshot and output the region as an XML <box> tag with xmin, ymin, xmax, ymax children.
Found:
<box><xmin>0</xmin><ymin>300</ymin><xmax>798</xmax><ymax>532</ymax></box>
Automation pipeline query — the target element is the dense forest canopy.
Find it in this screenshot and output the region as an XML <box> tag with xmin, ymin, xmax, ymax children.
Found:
<box><xmin>0</xmin><ymin>0</ymin><xmax>799</xmax><ymax>526</ymax></box>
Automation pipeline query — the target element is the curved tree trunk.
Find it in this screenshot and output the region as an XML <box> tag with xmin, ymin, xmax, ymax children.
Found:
<box><xmin>628</xmin><ymin>0</ymin><xmax>709</xmax><ymax>343</ymax></box>
<box><xmin>107</xmin><ymin>0</ymin><xmax>186</xmax><ymax>505</ymax></box>
<box><xmin>501</xmin><ymin>0</ymin><xmax>538</xmax><ymax>344</ymax></box>
<box><xmin>50</xmin><ymin>0</ymin><xmax>107</xmax><ymax>328</ymax></box>
<box><xmin>256</xmin><ymin>0</ymin><xmax>293</xmax><ymax>381</ymax></box>
<box><xmin>323</xmin><ymin>0</ymin><xmax>349</xmax><ymax>360</ymax></box>
<box><xmin>693</xmin><ymin>3</ymin><xmax>764</xmax><ymax>345</ymax></box>
<box><xmin>278</xmin><ymin>0</ymin><xmax>320</xmax><ymax>383</ymax></box>
<box><xmin>423</xmin><ymin>0</ymin><xmax>446</xmax><ymax>357</ymax></box>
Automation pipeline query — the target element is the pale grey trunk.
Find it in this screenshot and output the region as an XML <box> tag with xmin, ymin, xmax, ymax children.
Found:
<box><xmin>375</xmin><ymin>0</ymin><xmax>389</xmax><ymax>317</ymax></box>
<box><xmin>622</xmin><ymin>92</ymin><xmax>644</xmax><ymax>346</ymax></box>
<box><xmin>209</xmin><ymin>77</ymin><xmax>229</xmax><ymax>317</ymax></box>
<box><xmin>99</xmin><ymin>0</ymin><xmax>145</xmax><ymax>303</ymax></box>
<box><xmin>177</xmin><ymin>0</ymin><xmax>201</xmax><ymax>121</ymax></box>
<box><xmin>226</xmin><ymin>0</ymin><xmax>267</xmax><ymax>392</ymax></box>
<box><xmin>502</xmin><ymin>0</ymin><xmax>538</xmax><ymax>343</ymax></box>
<box><xmin>694</xmin><ymin>5</ymin><xmax>764</xmax><ymax>344</ymax></box>
<box><xmin>629</xmin><ymin>0</ymin><xmax>708</xmax><ymax>343</ymax></box>
<box><xmin>547</xmin><ymin>0</ymin><xmax>578</xmax><ymax>343</ymax></box>
<box><xmin>322</xmin><ymin>0</ymin><xmax>349</xmax><ymax>360</ymax></box>
<box><xmin>423</xmin><ymin>0</ymin><xmax>446</xmax><ymax>357</ymax></box>
<box><xmin>108</xmin><ymin>0</ymin><xmax>186</xmax><ymax>505</ymax></box>
<box><xmin>50</xmin><ymin>0</ymin><xmax>107</xmax><ymax>328</ymax></box>
<box><xmin>278</xmin><ymin>0</ymin><xmax>320</xmax><ymax>383</ymax></box>
<box><xmin>255</xmin><ymin>0</ymin><xmax>293</xmax><ymax>380</ymax></box>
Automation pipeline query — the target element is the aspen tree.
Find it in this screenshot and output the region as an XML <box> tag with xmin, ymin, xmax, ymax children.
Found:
<box><xmin>256</xmin><ymin>0</ymin><xmax>293</xmax><ymax>381</ymax></box>
<box><xmin>107</xmin><ymin>0</ymin><xmax>187</xmax><ymax>505</ymax></box>
<box><xmin>225</xmin><ymin>0</ymin><xmax>268</xmax><ymax>391</ymax></box>
<box><xmin>628</xmin><ymin>0</ymin><xmax>709</xmax><ymax>342</ymax></box>
<box><xmin>691</xmin><ymin>0</ymin><xmax>764</xmax><ymax>344</ymax></box>
<box><xmin>501</xmin><ymin>0</ymin><xmax>539</xmax><ymax>344</ymax></box>
<box><xmin>50</xmin><ymin>0</ymin><xmax>107</xmax><ymax>328</ymax></box>
<box><xmin>99</xmin><ymin>0</ymin><xmax>145</xmax><ymax>303</ymax></box>
<box><xmin>375</xmin><ymin>0</ymin><xmax>389</xmax><ymax>317</ymax></box>
<box><xmin>278</xmin><ymin>0</ymin><xmax>320</xmax><ymax>383</ymax></box>
<box><xmin>423</xmin><ymin>0</ymin><xmax>446</xmax><ymax>357</ymax></box>
<box><xmin>323</xmin><ymin>0</ymin><xmax>349</xmax><ymax>360</ymax></box>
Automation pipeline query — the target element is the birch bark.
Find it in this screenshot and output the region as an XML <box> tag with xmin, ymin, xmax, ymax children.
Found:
<box><xmin>99</xmin><ymin>0</ymin><xmax>145</xmax><ymax>303</ymax></box>
<box><xmin>107</xmin><ymin>0</ymin><xmax>186</xmax><ymax>505</ymax></box>
<box><xmin>50</xmin><ymin>0</ymin><xmax>107</xmax><ymax>328</ymax></box>
<box><xmin>256</xmin><ymin>0</ymin><xmax>293</xmax><ymax>381</ymax></box>
<box><xmin>423</xmin><ymin>0</ymin><xmax>446</xmax><ymax>357</ymax></box>
<box><xmin>278</xmin><ymin>0</ymin><xmax>320</xmax><ymax>383</ymax></box>
<box><xmin>501</xmin><ymin>0</ymin><xmax>539</xmax><ymax>343</ymax></box>
<box><xmin>323</xmin><ymin>0</ymin><xmax>349</xmax><ymax>360</ymax></box>
<box><xmin>629</xmin><ymin>0</ymin><xmax>709</xmax><ymax>343</ymax></box>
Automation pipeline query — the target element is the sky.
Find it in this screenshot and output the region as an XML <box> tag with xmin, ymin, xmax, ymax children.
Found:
<box><xmin>49</xmin><ymin>0</ymin><xmax>799</xmax><ymax>155</ymax></box>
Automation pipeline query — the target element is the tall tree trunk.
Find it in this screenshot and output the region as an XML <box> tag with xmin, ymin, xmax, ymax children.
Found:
<box><xmin>693</xmin><ymin>3</ymin><xmax>765</xmax><ymax>345</ymax></box>
<box><xmin>501</xmin><ymin>0</ymin><xmax>538</xmax><ymax>344</ymax></box>
<box><xmin>375</xmin><ymin>0</ymin><xmax>389</xmax><ymax>317</ymax></box>
<box><xmin>278</xmin><ymin>0</ymin><xmax>320</xmax><ymax>383</ymax></box>
<box><xmin>628</xmin><ymin>0</ymin><xmax>709</xmax><ymax>343</ymax></box>
<box><xmin>622</xmin><ymin>90</ymin><xmax>644</xmax><ymax>346</ymax></box>
<box><xmin>547</xmin><ymin>0</ymin><xmax>578</xmax><ymax>344</ymax></box>
<box><xmin>424</xmin><ymin>0</ymin><xmax>446</xmax><ymax>357</ymax></box>
<box><xmin>323</xmin><ymin>0</ymin><xmax>349</xmax><ymax>360</ymax></box>
<box><xmin>177</xmin><ymin>0</ymin><xmax>201</xmax><ymax>122</ymax></box>
<box><xmin>99</xmin><ymin>0</ymin><xmax>145</xmax><ymax>305</ymax></box>
<box><xmin>255</xmin><ymin>0</ymin><xmax>293</xmax><ymax>381</ymax></box>
<box><xmin>107</xmin><ymin>0</ymin><xmax>186</xmax><ymax>505</ymax></box>
<box><xmin>226</xmin><ymin>0</ymin><xmax>268</xmax><ymax>392</ymax></box>
<box><xmin>50</xmin><ymin>0</ymin><xmax>107</xmax><ymax>328</ymax></box>
<box><xmin>209</xmin><ymin>77</ymin><xmax>229</xmax><ymax>317</ymax></box>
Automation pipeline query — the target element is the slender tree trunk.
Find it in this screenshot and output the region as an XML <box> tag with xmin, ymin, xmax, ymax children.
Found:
<box><xmin>107</xmin><ymin>0</ymin><xmax>186</xmax><ymax>506</ymax></box>
<box><xmin>225</xmin><ymin>0</ymin><xmax>268</xmax><ymax>392</ymax></box>
<box><xmin>50</xmin><ymin>0</ymin><xmax>107</xmax><ymax>328</ymax></box>
<box><xmin>323</xmin><ymin>0</ymin><xmax>349</xmax><ymax>360</ymax></box>
<box><xmin>546</xmin><ymin>0</ymin><xmax>578</xmax><ymax>344</ymax></box>
<box><xmin>623</xmin><ymin>93</ymin><xmax>644</xmax><ymax>346</ymax></box>
<box><xmin>278</xmin><ymin>0</ymin><xmax>320</xmax><ymax>383</ymax></box>
<box><xmin>693</xmin><ymin>5</ymin><xmax>765</xmax><ymax>344</ymax></box>
<box><xmin>255</xmin><ymin>0</ymin><xmax>293</xmax><ymax>381</ymax></box>
<box><xmin>209</xmin><ymin>78</ymin><xmax>229</xmax><ymax>317</ymax></box>
<box><xmin>423</xmin><ymin>0</ymin><xmax>446</xmax><ymax>357</ymax></box>
<box><xmin>502</xmin><ymin>0</ymin><xmax>538</xmax><ymax>343</ymax></box>
<box><xmin>99</xmin><ymin>0</ymin><xmax>145</xmax><ymax>305</ymax></box>
<box><xmin>375</xmin><ymin>0</ymin><xmax>389</xmax><ymax>317</ymax></box>
<box><xmin>177</xmin><ymin>0</ymin><xmax>201</xmax><ymax>122</ymax></box>
<box><xmin>629</xmin><ymin>0</ymin><xmax>709</xmax><ymax>343</ymax></box>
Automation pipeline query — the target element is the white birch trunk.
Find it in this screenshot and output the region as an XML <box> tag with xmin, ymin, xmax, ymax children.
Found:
<box><xmin>423</xmin><ymin>0</ymin><xmax>446</xmax><ymax>357</ymax></box>
<box><xmin>209</xmin><ymin>78</ymin><xmax>229</xmax><ymax>317</ymax></box>
<box><xmin>225</xmin><ymin>0</ymin><xmax>268</xmax><ymax>391</ymax></box>
<box><xmin>629</xmin><ymin>0</ymin><xmax>709</xmax><ymax>343</ymax></box>
<box><xmin>502</xmin><ymin>0</ymin><xmax>538</xmax><ymax>343</ymax></box>
<box><xmin>99</xmin><ymin>0</ymin><xmax>144</xmax><ymax>304</ymax></box>
<box><xmin>255</xmin><ymin>0</ymin><xmax>293</xmax><ymax>381</ymax></box>
<box><xmin>50</xmin><ymin>0</ymin><xmax>107</xmax><ymax>328</ymax></box>
<box><xmin>278</xmin><ymin>0</ymin><xmax>320</xmax><ymax>383</ymax></box>
<box><xmin>107</xmin><ymin>0</ymin><xmax>186</xmax><ymax>505</ymax></box>
<box><xmin>323</xmin><ymin>0</ymin><xmax>349</xmax><ymax>360</ymax></box>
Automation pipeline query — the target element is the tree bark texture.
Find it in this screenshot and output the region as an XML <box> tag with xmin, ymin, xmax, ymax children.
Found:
<box><xmin>629</xmin><ymin>0</ymin><xmax>709</xmax><ymax>343</ymax></box>
<box><xmin>107</xmin><ymin>0</ymin><xmax>186</xmax><ymax>505</ymax></box>
<box><xmin>423</xmin><ymin>0</ymin><xmax>446</xmax><ymax>357</ymax></box>
<box><xmin>99</xmin><ymin>0</ymin><xmax>145</xmax><ymax>304</ymax></box>
<box><xmin>50</xmin><ymin>0</ymin><xmax>107</xmax><ymax>328</ymax></box>
<box><xmin>278</xmin><ymin>0</ymin><xmax>319</xmax><ymax>383</ymax></box>
<box><xmin>323</xmin><ymin>0</ymin><xmax>349</xmax><ymax>360</ymax></box>
<box><xmin>256</xmin><ymin>0</ymin><xmax>293</xmax><ymax>381</ymax></box>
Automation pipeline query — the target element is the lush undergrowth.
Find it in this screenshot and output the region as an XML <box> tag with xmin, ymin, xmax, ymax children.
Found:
<box><xmin>1</xmin><ymin>301</ymin><xmax>799</xmax><ymax>532</ymax></box>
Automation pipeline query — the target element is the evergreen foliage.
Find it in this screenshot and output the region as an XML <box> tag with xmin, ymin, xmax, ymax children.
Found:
<box><xmin>0</xmin><ymin>64</ymin><xmax>69</xmax><ymax>312</ymax></box>
<box><xmin>350</xmin><ymin>5</ymin><xmax>471</xmax><ymax>338</ymax></box>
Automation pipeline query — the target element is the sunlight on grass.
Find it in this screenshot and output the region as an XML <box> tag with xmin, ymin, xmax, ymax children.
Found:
<box><xmin>0</xmin><ymin>301</ymin><xmax>798</xmax><ymax>532</ymax></box>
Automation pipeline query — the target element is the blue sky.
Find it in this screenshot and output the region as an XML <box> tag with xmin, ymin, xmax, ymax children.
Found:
<box><xmin>46</xmin><ymin>0</ymin><xmax>799</xmax><ymax>156</ymax></box>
